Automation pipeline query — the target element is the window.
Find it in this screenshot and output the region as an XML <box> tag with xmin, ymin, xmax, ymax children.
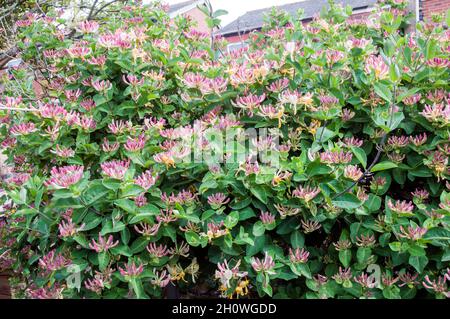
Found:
<box><xmin>226</xmin><ymin>41</ymin><xmax>248</xmax><ymax>53</ymax></box>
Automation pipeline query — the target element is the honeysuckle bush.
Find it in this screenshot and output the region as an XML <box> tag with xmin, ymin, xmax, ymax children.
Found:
<box><xmin>0</xmin><ymin>0</ymin><xmax>450</xmax><ymax>299</ymax></box>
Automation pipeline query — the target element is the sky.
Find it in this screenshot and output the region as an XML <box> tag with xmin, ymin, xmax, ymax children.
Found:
<box><xmin>161</xmin><ymin>0</ymin><xmax>306</xmax><ymax>27</ymax></box>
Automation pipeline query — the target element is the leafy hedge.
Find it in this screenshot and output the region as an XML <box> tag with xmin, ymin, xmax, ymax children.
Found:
<box><xmin>0</xmin><ymin>0</ymin><xmax>449</xmax><ymax>299</ymax></box>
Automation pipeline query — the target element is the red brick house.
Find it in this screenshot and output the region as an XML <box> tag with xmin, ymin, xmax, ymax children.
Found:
<box><xmin>217</xmin><ymin>0</ymin><xmax>450</xmax><ymax>52</ymax></box>
<box><xmin>168</xmin><ymin>0</ymin><xmax>210</xmax><ymax>34</ymax></box>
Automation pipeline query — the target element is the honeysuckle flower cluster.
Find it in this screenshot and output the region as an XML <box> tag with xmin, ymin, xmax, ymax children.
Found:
<box><xmin>1</xmin><ymin>0</ymin><xmax>449</xmax><ymax>300</ymax></box>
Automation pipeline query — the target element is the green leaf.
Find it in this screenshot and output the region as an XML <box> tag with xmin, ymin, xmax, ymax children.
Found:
<box><xmin>290</xmin><ymin>231</ymin><xmax>305</xmax><ymax>248</ymax></box>
<box><xmin>351</xmin><ymin>147</ymin><xmax>367</xmax><ymax>169</ymax></box>
<box><xmin>185</xmin><ymin>231</ymin><xmax>201</xmax><ymax>247</ymax></box>
<box><xmin>98</xmin><ymin>252</ymin><xmax>110</xmax><ymax>271</ymax></box>
<box><xmin>332</xmin><ymin>193</ymin><xmax>363</xmax><ymax>210</ymax></box>
<box><xmin>129</xmin><ymin>278</ymin><xmax>147</xmax><ymax>299</ymax></box>
<box><xmin>224</xmin><ymin>211</ymin><xmax>239</xmax><ymax>229</ymax></box>
<box><xmin>250</xmin><ymin>185</ymin><xmax>268</xmax><ymax>204</ymax></box>
<box><xmin>339</xmin><ymin>250</ymin><xmax>352</xmax><ymax>267</ymax></box>
<box><xmin>371</xmin><ymin>161</ymin><xmax>397</xmax><ymax>172</ymax></box>
<box><xmin>252</xmin><ymin>221</ymin><xmax>265</xmax><ymax>237</ymax></box>
<box><xmin>356</xmin><ymin>247</ymin><xmax>371</xmax><ymax>264</ymax></box>
<box><xmin>374</xmin><ymin>82</ymin><xmax>392</xmax><ymax>102</ymax></box>
<box><xmin>409</xmin><ymin>255</ymin><xmax>428</xmax><ymax>273</ymax></box>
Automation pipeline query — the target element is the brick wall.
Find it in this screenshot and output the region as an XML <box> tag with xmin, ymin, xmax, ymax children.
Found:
<box><xmin>420</xmin><ymin>0</ymin><xmax>450</xmax><ymax>20</ymax></box>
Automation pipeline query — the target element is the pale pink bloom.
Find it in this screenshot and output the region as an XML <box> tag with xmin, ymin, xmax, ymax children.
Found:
<box><xmin>146</xmin><ymin>242</ymin><xmax>169</xmax><ymax>258</ymax></box>
<box><xmin>124</xmin><ymin>134</ymin><xmax>147</xmax><ymax>152</ymax></box>
<box><xmin>108</xmin><ymin>119</ymin><xmax>132</xmax><ymax>134</ymax></box>
<box><xmin>67</xmin><ymin>46</ymin><xmax>91</xmax><ymax>59</ymax></box>
<box><xmin>356</xmin><ymin>234</ymin><xmax>376</xmax><ymax>247</ymax></box>
<box><xmin>182</xmin><ymin>72</ymin><xmax>207</xmax><ymax>89</ymax></box>
<box><xmin>92</xmin><ymin>79</ymin><xmax>112</xmax><ymax>92</ymax></box>
<box><xmin>344</xmin><ymin>165</ymin><xmax>363</xmax><ymax>181</ymax></box>
<box><xmin>151</xmin><ymin>270</ymin><xmax>171</xmax><ymax>288</ymax></box>
<box><xmin>51</xmin><ymin>145</ymin><xmax>75</xmax><ymax>158</ymax></box>
<box><xmin>10</xmin><ymin>122</ymin><xmax>36</xmax><ymax>135</ymax></box>
<box><xmin>184</xmin><ymin>28</ymin><xmax>209</xmax><ymax>41</ymax></box>
<box><xmin>251</xmin><ymin>252</ymin><xmax>276</xmax><ymax>274</ymax></box>
<box><xmin>398</xmin><ymin>272</ymin><xmax>419</xmax><ymax>287</ymax></box>
<box><xmin>88</xmin><ymin>55</ymin><xmax>107</xmax><ymax>67</ymax></box>
<box><xmin>289</xmin><ymin>248</ymin><xmax>309</xmax><ymax>263</ymax></box>
<box><xmin>422</xmin><ymin>275</ymin><xmax>449</xmax><ymax>296</ymax></box>
<box><xmin>134</xmin><ymin>170</ymin><xmax>158</xmax><ymax>190</ymax></box>
<box><xmin>388</xmin><ymin>135</ymin><xmax>409</xmax><ymax>148</ymax></box>
<box><xmin>292</xmin><ymin>185</ymin><xmax>320</xmax><ymax>202</ymax></box>
<box><xmin>354</xmin><ymin>272</ymin><xmax>376</xmax><ymax>288</ymax></box>
<box><xmin>403</xmin><ymin>93</ymin><xmax>422</xmax><ymax>106</ymax></box>
<box><xmin>205</xmin><ymin>220</ymin><xmax>228</xmax><ymax>239</ymax></box>
<box><xmin>6</xmin><ymin>173</ymin><xmax>30</xmax><ymax>186</ymax></box>
<box><xmin>319</xmin><ymin>95</ymin><xmax>339</xmax><ymax>109</ymax></box>
<box><xmin>64</xmin><ymin>89</ymin><xmax>82</xmax><ymax>102</ymax></box>
<box><xmin>229</xmin><ymin>66</ymin><xmax>256</xmax><ymax>87</ymax></box>
<box><xmin>388</xmin><ymin>199</ymin><xmax>414</xmax><ymax>215</ymax></box>
<box><xmin>426</xmin><ymin>57</ymin><xmax>450</xmax><ymax>68</ymax></box>
<box><xmin>156</xmin><ymin>209</ymin><xmax>178</xmax><ymax>224</ymax></box>
<box><xmin>89</xmin><ymin>234</ymin><xmax>119</xmax><ymax>253</ymax></box>
<box><xmin>58</xmin><ymin>217</ymin><xmax>84</xmax><ymax>238</ymax></box>
<box><xmin>101</xmin><ymin>159</ymin><xmax>130</xmax><ymax>180</ymax></box>
<box><xmin>364</xmin><ymin>55</ymin><xmax>389</xmax><ymax>80</ymax></box>
<box><xmin>301</xmin><ymin>220</ymin><xmax>321</xmax><ymax>233</ymax></box>
<box><xmin>398</xmin><ymin>225</ymin><xmax>427</xmax><ymax>241</ymax></box>
<box><xmin>332</xmin><ymin>267</ymin><xmax>352</xmax><ymax>282</ymax></box>
<box><xmin>207</xmin><ymin>193</ymin><xmax>230</xmax><ymax>209</ymax></box>
<box><xmin>45</xmin><ymin>165</ymin><xmax>84</xmax><ymax>188</ymax></box>
<box><xmin>259</xmin><ymin>211</ymin><xmax>275</xmax><ymax>225</ymax></box>
<box><xmin>38</xmin><ymin>250</ymin><xmax>70</xmax><ymax>272</ymax></box>
<box><xmin>410</xmin><ymin>133</ymin><xmax>427</xmax><ymax>146</ymax></box>
<box><xmin>232</xmin><ymin>93</ymin><xmax>266</xmax><ymax>116</ymax></box>
<box><xmin>4</xmin><ymin>96</ymin><xmax>22</xmax><ymax>108</ymax></box>
<box><xmin>123</xmin><ymin>74</ymin><xmax>144</xmax><ymax>86</ymax></box>
<box><xmin>80</xmin><ymin>98</ymin><xmax>96</xmax><ymax>111</ymax></box>
<box><xmin>348</xmin><ymin>37</ymin><xmax>370</xmax><ymax>48</ymax></box>
<box><xmin>144</xmin><ymin>117</ymin><xmax>166</xmax><ymax>131</ymax></box>
<box><xmin>134</xmin><ymin>194</ymin><xmax>147</xmax><ymax>207</ymax></box>
<box><xmin>341</xmin><ymin>108</ymin><xmax>355</xmax><ymax>121</ymax></box>
<box><xmin>201</xmin><ymin>77</ymin><xmax>228</xmax><ymax>95</ymax></box>
<box><xmin>134</xmin><ymin>222</ymin><xmax>160</xmax><ymax>236</ymax></box>
<box><xmin>420</xmin><ymin>103</ymin><xmax>450</xmax><ymax>125</ymax></box>
<box><xmin>102</xmin><ymin>138</ymin><xmax>119</xmax><ymax>152</ymax></box>
<box><xmin>77</xmin><ymin>20</ymin><xmax>99</xmax><ymax>33</ymax></box>
<box><xmin>342</xmin><ymin>137</ymin><xmax>363</xmax><ymax>148</ymax></box>
<box><xmin>215</xmin><ymin>259</ymin><xmax>248</xmax><ymax>289</ymax></box>
<box><xmin>326</xmin><ymin>49</ymin><xmax>345</xmax><ymax>65</ymax></box>
<box><xmin>320</xmin><ymin>150</ymin><xmax>353</xmax><ymax>164</ymax></box>
<box><xmin>119</xmin><ymin>262</ymin><xmax>144</xmax><ymax>278</ymax></box>
<box><xmin>239</xmin><ymin>156</ymin><xmax>260</xmax><ymax>175</ymax></box>
<box><xmin>266</xmin><ymin>78</ymin><xmax>289</xmax><ymax>93</ymax></box>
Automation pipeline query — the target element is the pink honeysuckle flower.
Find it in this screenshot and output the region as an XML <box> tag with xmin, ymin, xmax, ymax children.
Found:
<box><xmin>108</xmin><ymin>119</ymin><xmax>133</xmax><ymax>134</ymax></box>
<box><xmin>342</xmin><ymin>137</ymin><xmax>363</xmax><ymax>148</ymax></box>
<box><xmin>4</xmin><ymin>96</ymin><xmax>22</xmax><ymax>108</ymax></box>
<box><xmin>10</xmin><ymin>122</ymin><xmax>36</xmax><ymax>135</ymax></box>
<box><xmin>398</xmin><ymin>272</ymin><xmax>419</xmax><ymax>287</ymax></box>
<box><xmin>39</xmin><ymin>102</ymin><xmax>67</xmax><ymax>119</ymax></box>
<box><xmin>364</xmin><ymin>54</ymin><xmax>389</xmax><ymax>80</ymax></box>
<box><xmin>319</xmin><ymin>95</ymin><xmax>339</xmax><ymax>109</ymax></box>
<box><xmin>403</xmin><ymin>93</ymin><xmax>422</xmax><ymax>106</ymax></box>
<box><xmin>422</xmin><ymin>275</ymin><xmax>449</xmax><ymax>296</ymax></box>
<box><xmin>6</xmin><ymin>173</ymin><xmax>30</xmax><ymax>186</ymax></box>
<box><xmin>66</xmin><ymin>46</ymin><xmax>91</xmax><ymax>59</ymax></box>
<box><xmin>388</xmin><ymin>199</ymin><xmax>414</xmax><ymax>216</ymax></box>
<box><xmin>325</xmin><ymin>49</ymin><xmax>345</xmax><ymax>65</ymax></box>
<box><xmin>426</xmin><ymin>57</ymin><xmax>450</xmax><ymax>68</ymax></box>
<box><xmin>411</xmin><ymin>188</ymin><xmax>429</xmax><ymax>201</ymax></box>
<box><xmin>182</xmin><ymin>72</ymin><xmax>207</xmax><ymax>89</ymax></box>
<box><xmin>156</xmin><ymin>209</ymin><xmax>178</xmax><ymax>224</ymax></box>
<box><xmin>123</xmin><ymin>74</ymin><xmax>144</xmax><ymax>86</ymax></box>
<box><xmin>332</xmin><ymin>267</ymin><xmax>353</xmax><ymax>283</ymax></box>
<box><xmin>388</xmin><ymin>135</ymin><xmax>409</xmax><ymax>148</ymax></box>
<box><xmin>134</xmin><ymin>194</ymin><xmax>147</xmax><ymax>207</ymax></box>
<box><xmin>251</xmin><ymin>252</ymin><xmax>276</xmax><ymax>274</ymax></box>
<box><xmin>301</xmin><ymin>220</ymin><xmax>321</xmax><ymax>233</ymax></box>
<box><xmin>77</xmin><ymin>20</ymin><xmax>99</xmax><ymax>33</ymax></box>
<box><xmin>184</xmin><ymin>28</ymin><xmax>209</xmax><ymax>41</ymax></box>
<box><xmin>292</xmin><ymin>185</ymin><xmax>321</xmax><ymax>202</ymax></box>
<box><xmin>119</xmin><ymin>261</ymin><xmax>144</xmax><ymax>278</ymax></box>
<box><xmin>319</xmin><ymin>150</ymin><xmax>353</xmax><ymax>164</ymax></box>
<box><xmin>259</xmin><ymin>211</ymin><xmax>276</xmax><ymax>225</ymax></box>
<box><xmin>100</xmin><ymin>159</ymin><xmax>130</xmax><ymax>180</ymax></box>
<box><xmin>64</xmin><ymin>89</ymin><xmax>82</xmax><ymax>102</ymax></box>
<box><xmin>102</xmin><ymin>138</ymin><xmax>120</xmax><ymax>152</ymax></box>
<box><xmin>92</xmin><ymin>79</ymin><xmax>112</xmax><ymax>93</ymax></box>
<box><xmin>341</xmin><ymin>108</ymin><xmax>355</xmax><ymax>121</ymax></box>
<box><xmin>38</xmin><ymin>250</ymin><xmax>71</xmax><ymax>272</ymax></box>
<box><xmin>420</xmin><ymin>103</ymin><xmax>450</xmax><ymax>126</ymax></box>
<box><xmin>45</xmin><ymin>165</ymin><xmax>84</xmax><ymax>188</ymax></box>
<box><xmin>398</xmin><ymin>225</ymin><xmax>427</xmax><ymax>241</ymax></box>
<box><xmin>143</xmin><ymin>117</ymin><xmax>166</xmax><ymax>131</ymax></box>
<box><xmin>232</xmin><ymin>93</ymin><xmax>266</xmax><ymax>117</ymax></box>
<box><xmin>266</xmin><ymin>78</ymin><xmax>289</xmax><ymax>93</ymax></box>
<box><xmin>89</xmin><ymin>234</ymin><xmax>119</xmax><ymax>253</ymax></box>
<box><xmin>354</xmin><ymin>272</ymin><xmax>376</xmax><ymax>288</ymax></box>
<box><xmin>134</xmin><ymin>222</ymin><xmax>160</xmax><ymax>237</ymax></box>
<box><xmin>356</xmin><ymin>234</ymin><xmax>376</xmax><ymax>247</ymax></box>
<box><xmin>80</xmin><ymin>98</ymin><xmax>96</xmax><ymax>111</ymax></box>
<box><xmin>134</xmin><ymin>170</ymin><xmax>158</xmax><ymax>190</ymax></box>
<box><xmin>146</xmin><ymin>242</ymin><xmax>169</xmax><ymax>258</ymax></box>
<box><xmin>409</xmin><ymin>133</ymin><xmax>427</xmax><ymax>146</ymax></box>
<box><xmin>151</xmin><ymin>270</ymin><xmax>171</xmax><ymax>288</ymax></box>
<box><xmin>200</xmin><ymin>77</ymin><xmax>228</xmax><ymax>95</ymax></box>
<box><xmin>215</xmin><ymin>259</ymin><xmax>248</xmax><ymax>289</ymax></box>
<box><xmin>124</xmin><ymin>134</ymin><xmax>147</xmax><ymax>152</ymax></box>
<box><xmin>207</xmin><ymin>193</ymin><xmax>230</xmax><ymax>210</ymax></box>
<box><xmin>51</xmin><ymin>145</ymin><xmax>75</xmax><ymax>158</ymax></box>
<box><xmin>344</xmin><ymin>165</ymin><xmax>363</xmax><ymax>181</ymax></box>
<box><xmin>58</xmin><ymin>217</ymin><xmax>84</xmax><ymax>238</ymax></box>
<box><xmin>289</xmin><ymin>248</ymin><xmax>309</xmax><ymax>264</ymax></box>
<box><xmin>88</xmin><ymin>55</ymin><xmax>107</xmax><ymax>67</ymax></box>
